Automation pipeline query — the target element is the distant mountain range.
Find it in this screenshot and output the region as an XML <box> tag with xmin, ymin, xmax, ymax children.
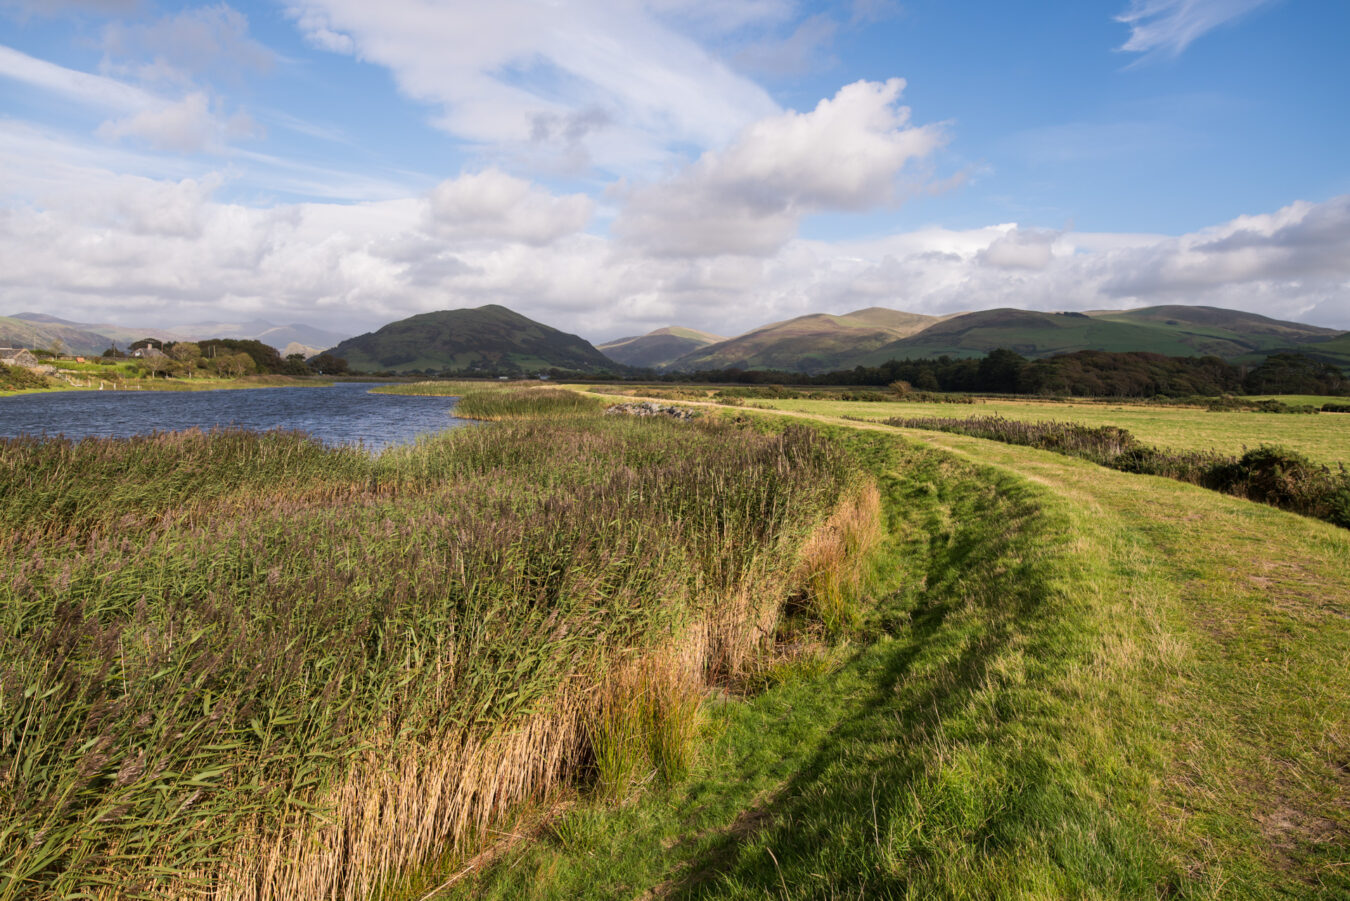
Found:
<box><xmin>325</xmin><ymin>304</ymin><xmax>620</xmax><ymax>374</ymax></box>
<box><xmin>0</xmin><ymin>313</ymin><xmax>348</xmax><ymax>358</ymax></box>
<box><xmin>597</xmin><ymin>327</ymin><xmax>725</xmax><ymax>369</ymax></box>
<box><xmin>9</xmin><ymin>303</ymin><xmax>1345</xmax><ymax>377</ymax></box>
<box><xmin>606</xmin><ymin>304</ymin><xmax>1347</xmax><ymax>374</ymax></box>
<box><xmin>667</xmin><ymin>307</ymin><xmax>950</xmax><ymax>373</ymax></box>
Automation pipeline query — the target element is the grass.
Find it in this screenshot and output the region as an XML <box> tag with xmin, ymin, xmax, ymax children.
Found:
<box><xmin>0</xmin><ymin>414</ymin><xmax>875</xmax><ymax>900</ymax></box>
<box><xmin>0</xmin><ymin>371</ymin><xmax>326</xmax><ymax>396</ymax></box>
<box><xmin>370</xmin><ymin>382</ymin><xmax>603</xmax><ymax>419</ymax></box>
<box><xmin>452</xmin><ymin>387</ymin><xmax>604</xmax><ymax>420</ymax></box>
<box><xmin>438</xmin><ymin>399</ymin><xmax>1349</xmax><ymax>899</ymax></box>
<box><xmin>369</xmin><ymin>380</ymin><xmax>526</xmax><ymax>396</ymax></box>
<box><xmin>874</xmin><ymin>414</ymin><xmax>1350</xmax><ymax>528</ymax></box>
<box><xmin>7</xmin><ymin>385</ymin><xmax>1347</xmax><ymax>898</ymax></box>
<box><xmin>756</xmin><ymin>395</ymin><xmax>1350</xmax><ymax>466</ymax></box>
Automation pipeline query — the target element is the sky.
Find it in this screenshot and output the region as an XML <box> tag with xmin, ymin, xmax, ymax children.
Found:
<box><xmin>1</xmin><ymin>0</ymin><xmax>1348</xmax><ymax>342</ymax></box>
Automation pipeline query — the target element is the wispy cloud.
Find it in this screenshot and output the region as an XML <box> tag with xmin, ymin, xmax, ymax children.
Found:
<box><xmin>284</xmin><ymin>0</ymin><xmax>781</xmax><ymax>177</ymax></box>
<box><xmin>1115</xmin><ymin>0</ymin><xmax>1280</xmax><ymax>57</ymax></box>
<box><xmin>0</xmin><ymin>44</ymin><xmax>151</xmax><ymax>112</ymax></box>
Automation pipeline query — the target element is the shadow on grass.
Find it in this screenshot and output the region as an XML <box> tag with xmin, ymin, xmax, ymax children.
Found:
<box><xmin>662</xmin><ymin>450</ymin><xmax>1176</xmax><ymax>899</ymax></box>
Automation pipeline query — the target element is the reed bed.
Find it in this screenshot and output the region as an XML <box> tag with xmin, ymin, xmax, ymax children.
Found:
<box><xmin>369</xmin><ymin>381</ymin><xmax>522</xmax><ymax>397</ymax></box>
<box><xmin>0</xmin><ymin>414</ymin><xmax>871</xmax><ymax>899</ymax></box>
<box><xmin>450</xmin><ymin>387</ymin><xmax>603</xmax><ymax>420</ymax></box>
<box><xmin>883</xmin><ymin>413</ymin><xmax>1350</xmax><ymax>528</ymax></box>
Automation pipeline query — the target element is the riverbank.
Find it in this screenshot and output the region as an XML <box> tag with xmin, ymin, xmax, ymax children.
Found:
<box><xmin>0</xmin><ymin>373</ymin><xmax>334</xmax><ymax>397</ymax></box>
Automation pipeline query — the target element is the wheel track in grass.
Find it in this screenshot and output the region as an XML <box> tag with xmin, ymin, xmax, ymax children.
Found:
<box><xmin>425</xmin><ymin>391</ymin><xmax>1350</xmax><ymax>898</ymax></box>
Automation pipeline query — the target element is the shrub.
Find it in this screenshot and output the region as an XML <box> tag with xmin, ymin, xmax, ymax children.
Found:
<box><xmin>882</xmin><ymin>415</ymin><xmax>1350</xmax><ymax>530</ymax></box>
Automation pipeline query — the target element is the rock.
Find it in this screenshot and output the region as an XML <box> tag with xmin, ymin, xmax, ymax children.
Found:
<box><xmin>603</xmin><ymin>401</ymin><xmax>698</xmax><ymax>421</ymax></box>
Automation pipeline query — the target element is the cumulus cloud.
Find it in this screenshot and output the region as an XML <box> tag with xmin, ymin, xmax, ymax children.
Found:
<box><xmin>426</xmin><ymin>169</ymin><xmax>594</xmax><ymax>246</ymax></box>
<box><xmin>5</xmin><ymin>130</ymin><xmax>1346</xmax><ymax>343</ymax></box>
<box><xmin>977</xmin><ymin>227</ymin><xmax>1060</xmax><ymax>270</ymax></box>
<box><xmin>614</xmin><ymin>79</ymin><xmax>947</xmax><ymax>257</ymax></box>
<box><xmin>1115</xmin><ymin>0</ymin><xmax>1279</xmax><ymax>57</ymax></box>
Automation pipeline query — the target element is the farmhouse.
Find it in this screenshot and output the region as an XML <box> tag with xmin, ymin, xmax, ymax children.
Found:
<box><xmin>0</xmin><ymin>347</ymin><xmax>39</xmax><ymax>369</ymax></box>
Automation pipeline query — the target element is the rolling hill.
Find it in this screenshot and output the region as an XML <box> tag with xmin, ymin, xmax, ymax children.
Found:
<box><xmin>2</xmin><ymin>313</ymin><xmax>350</xmax><ymax>357</ymax></box>
<box><xmin>848</xmin><ymin>306</ymin><xmax>1343</xmax><ymax>367</ymax></box>
<box><xmin>0</xmin><ymin>314</ymin><xmax>178</xmax><ymax>356</ymax></box>
<box><xmin>670</xmin><ymin>307</ymin><xmax>946</xmax><ymax>373</ymax></box>
<box><xmin>598</xmin><ymin>326</ymin><xmax>725</xmax><ymax>369</ymax></box>
<box><xmin>324</xmin><ymin>304</ymin><xmax>620</xmax><ymax>374</ymax></box>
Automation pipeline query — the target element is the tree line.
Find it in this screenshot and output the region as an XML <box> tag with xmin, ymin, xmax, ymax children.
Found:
<box><xmin>103</xmin><ymin>339</ymin><xmax>349</xmax><ymax>378</ymax></box>
<box><xmin>660</xmin><ymin>349</ymin><xmax>1350</xmax><ymax>397</ymax></box>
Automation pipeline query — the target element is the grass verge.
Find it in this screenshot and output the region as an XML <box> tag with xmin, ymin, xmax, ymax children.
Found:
<box><xmin>434</xmin><ymin>412</ymin><xmax>1350</xmax><ymax>899</ymax></box>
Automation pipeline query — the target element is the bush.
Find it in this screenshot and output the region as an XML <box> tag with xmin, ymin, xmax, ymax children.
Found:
<box><xmin>882</xmin><ymin>415</ymin><xmax>1350</xmax><ymax>530</ymax></box>
<box><xmin>0</xmin><ymin>362</ymin><xmax>48</xmax><ymax>391</ymax></box>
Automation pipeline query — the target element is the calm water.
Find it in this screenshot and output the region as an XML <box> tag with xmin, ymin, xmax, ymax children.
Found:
<box><xmin>0</xmin><ymin>383</ymin><xmax>468</xmax><ymax>449</ymax></box>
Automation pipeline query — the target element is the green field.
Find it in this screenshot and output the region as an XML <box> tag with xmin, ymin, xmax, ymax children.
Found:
<box><xmin>750</xmin><ymin>396</ymin><xmax>1350</xmax><ymax>467</ymax></box>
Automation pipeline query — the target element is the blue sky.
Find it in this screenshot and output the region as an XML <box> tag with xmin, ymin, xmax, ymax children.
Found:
<box><xmin>1</xmin><ymin>0</ymin><xmax>1347</xmax><ymax>340</ymax></box>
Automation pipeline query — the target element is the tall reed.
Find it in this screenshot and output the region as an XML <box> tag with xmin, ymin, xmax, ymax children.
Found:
<box><xmin>0</xmin><ymin>414</ymin><xmax>870</xmax><ymax>899</ymax></box>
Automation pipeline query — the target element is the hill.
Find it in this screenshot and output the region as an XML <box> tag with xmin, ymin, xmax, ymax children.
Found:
<box><xmin>324</xmin><ymin>304</ymin><xmax>619</xmax><ymax>374</ymax></box>
<box><xmin>850</xmin><ymin>306</ymin><xmax>1343</xmax><ymax>366</ymax></box>
<box><xmin>3</xmin><ymin>313</ymin><xmax>350</xmax><ymax>356</ymax></box>
<box><xmin>671</xmin><ymin>307</ymin><xmax>945</xmax><ymax>374</ymax></box>
<box><xmin>1</xmin><ymin>314</ymin><xmax>175</xmax><ymax>356</ymax></box>
<box><xmin>173</xmin><ymin>320</ymin><xmax>348</xmax><ymax>352</ymax></box>
<box><xmin>598</xmin><ymin>326</ymin><xmax>725</xmax><ymax>369</ymax></box>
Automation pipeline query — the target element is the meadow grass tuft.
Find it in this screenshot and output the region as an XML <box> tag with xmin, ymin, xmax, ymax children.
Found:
<box><xmin>0</xmin><ymin>413</ymin><xmax>875</xmax><ymax>899</ymax></box>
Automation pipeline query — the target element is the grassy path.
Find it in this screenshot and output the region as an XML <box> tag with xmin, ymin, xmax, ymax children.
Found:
<box><xmin>429</xmin><ymin>401</ymin><xmax>1349</xmax><ymax>899</ymax></box>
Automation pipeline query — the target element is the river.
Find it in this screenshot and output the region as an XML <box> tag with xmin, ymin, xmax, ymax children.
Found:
<box><xmin>0</xmin><ymin>382</ymin><xmax>468</xmax><ymax>449</ymax></box>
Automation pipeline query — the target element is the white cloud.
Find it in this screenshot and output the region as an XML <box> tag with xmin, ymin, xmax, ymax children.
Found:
<box><xmin>0</xmin><ymin>46</ymin><xmax>259</xmax><ymax>155</ymax></box>
<box><xmin>101</xmin><ymin>4</ymin><xmax>275</xmax><ymax>85</ymax></box>
<box><xmin>978</xmin><ymin>227</ymin><xmax>1060</xmax><ymax>270</ymax></box>
<box><xmin>96</xmin><ymin>91</ymin><xmax>259</xmax><ymax>153</ymax></box>
<box><xmin>0</xmin><ymin>0</ymin><xmax>139</xmax><ymax>17</ymax></box>
<box><xmin>614</xmin><ymin>79</ymin><xmax>947</xmax><ymax>256</ymax></box>
<box><xmin>1115</xmin><ymin>0</ymin><xmax>1279</xmax><ymax>57</ymax></box>
<box><xmin>2</xmin><ymin>123</ymin><xmax>1346</xmax><ymax>340</ymax></box>
<box><xmin>283</xmin><ymin>0</ymin><xmax>780</xmax><ymax>175</ymax></box>
<box><xmin>426</xmin><ymin>169</ymin><xmax>594</xmax><ymax>246</ymax></box>
<box><xmin>0</xmin><ymin>44</ymin><xmax>151</xmax><ymax>112</ymax></box>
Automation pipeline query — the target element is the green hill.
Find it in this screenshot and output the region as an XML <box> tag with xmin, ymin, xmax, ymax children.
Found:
<box><xmin>671</xmin><ymin>307</ymin><xmax>945</xmax><ymax>374</ymax></box>
<box><xmin>598</xmin><ymin>326</ymin><xmax>725</xmax><ymax>370</ymax></box>
<box><xmin>852</xmin><ymin>306</ymin><xmax>1342</xmax><ymax>366</ymax></box>
<box><xmin>0</xmin><ymin>314</ymin><xmax>168</xmax><ymax>356</ymax></box>
<box><xmin>1231</xmin><ymin>332</ymin><xmax>1350</xmax><ymax>372</ymax></box>
<box><xmin>324</xmin><ymin>304</ymin><xmax>619</xmax><ymax>374</ymax></box>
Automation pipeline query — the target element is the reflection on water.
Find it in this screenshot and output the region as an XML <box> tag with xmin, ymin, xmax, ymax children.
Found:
<box><xmin>0</xmin><ymin>382</ymin><xmax>468</xmax><ymax>450</ymax></box>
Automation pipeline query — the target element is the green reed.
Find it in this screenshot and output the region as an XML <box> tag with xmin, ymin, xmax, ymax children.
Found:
<box><xmin>0</xmin><ymin>415</ymin><xmax>860</xmax><ymax>899</ymax></box>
